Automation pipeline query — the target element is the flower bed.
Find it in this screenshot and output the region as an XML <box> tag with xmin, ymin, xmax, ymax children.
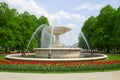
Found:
<box><xmin>0</xmin><ymin>60</ymin><xmax>120</xmax><ymax>72</ymax></box>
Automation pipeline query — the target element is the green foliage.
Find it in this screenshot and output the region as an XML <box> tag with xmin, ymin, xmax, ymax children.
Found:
<box><xmin>0</xmin><ymin>62</ymin><xmax>120</xmax><ymax>72</ymax></box>
<box><xmin>79</xmin><ymin>16</ymin><xmax>96</xmax><ymax>48</ymax></box>
<box><xmin>0</xmin><ymin>2</ymin><xmax>49</xmax><ymax>52</ymax></box>
<box><xmin>78</xmin><ymin>5</ymin><xmax>120</xmax><ymax>53</ymax></box>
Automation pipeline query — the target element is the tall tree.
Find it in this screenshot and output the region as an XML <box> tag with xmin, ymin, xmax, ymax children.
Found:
<box><xmin>79</xmin><ymin>5</ymin><xmax>117</xmax><ymax>53</ymax></box>
<box><xmin>0</xmin><ymin>2</ymin><xmax>19</xmax><ymax>52</ymax></box>
<box><xmin>113</xmin><ymin>6</ymin><xmax>120</xmax><ymax>50</ymax></box>
<box><xmin>0</xmin><ymin>2</ymin><xmax>50</xmax><ymax>52</ymax></box>
<box><xmin>80</xmin><ymin>16</ymin><xmax>97</xmax><ymax>49</ymax></box>
<box><xmin>96</xmin><ymin>5</ymin><xmax>116</xmax><ymax>52</ymax></box>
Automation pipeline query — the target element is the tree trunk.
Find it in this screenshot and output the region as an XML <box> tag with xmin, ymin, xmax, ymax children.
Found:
<box><xmin>106</xmin><ymin>46</ymin><xmax>110</xmax><ymax>53</ymax></box>
<box><xmin>5</xmin><ymin>47</ymin><xmax>8</xmax><ymax>53</ymax></box>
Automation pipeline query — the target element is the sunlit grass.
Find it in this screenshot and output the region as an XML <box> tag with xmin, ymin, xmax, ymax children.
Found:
<box><xmin>107</xmin><ymin>54</ymin><xmax>120</xmax><ymax>60</ymax></box>
<box><xmin>0</xmin><ymin>54</ymin><xmax>6</xmax><ymax>60</ymax></box>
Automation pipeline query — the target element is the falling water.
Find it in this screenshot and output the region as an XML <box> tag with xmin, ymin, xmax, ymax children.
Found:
<box><xmin>70</xmin><ymin>31</ymin><xmax>74</xmax><ymax>48</ymax></box>
<box><xmin>26</xmin><ymin>24</ymin><xmax>48</xmax><ymax>51</ymax></box>
<box><xmin>41</xmin><ymin>27</ymin><xmax>51</xmax><ymax>48</ymax></box>
<box><xmin>80</xmin><ymin>32</ymin><xmax>91</xmax><ymax>51</ymax></box>
<box><xmin>48</xmin><ymin>26</ymin><xmax>54</xmax><ymax>58</ymax></box>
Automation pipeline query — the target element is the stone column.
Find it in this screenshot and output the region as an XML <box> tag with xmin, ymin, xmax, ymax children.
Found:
<box><xmin>54</xmin><ymin>34</ymin><xmax>60</xmax><ymax>46</ymax></box>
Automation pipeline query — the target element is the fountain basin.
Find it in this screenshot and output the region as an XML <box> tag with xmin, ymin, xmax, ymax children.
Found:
<box><xmin>5</xmin><ymin>53</ymin><xmax>108</xmax><ymax>62</ymax></box>
<box><xmin>34</xmin><ymin>48</ymin><xmax>81</xmax><ymax>58</ymax></box>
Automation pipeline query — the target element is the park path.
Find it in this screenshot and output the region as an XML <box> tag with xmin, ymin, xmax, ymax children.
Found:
<box><xmin>0</xmin><ymin>71</ymin><xmax>120</xmax><ymax>80</ymax></box>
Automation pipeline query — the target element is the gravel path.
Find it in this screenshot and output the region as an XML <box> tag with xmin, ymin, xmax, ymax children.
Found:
<box><xmin>0</xmin><ymin>71</ymin><xmax>120</xmax><ymax>80</ymax></box>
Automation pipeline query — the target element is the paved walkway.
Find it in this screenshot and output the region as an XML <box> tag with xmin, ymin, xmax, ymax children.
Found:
<box><xmin>0</xmin><ymin>71</ymin><xmax>120</xmax><ymax>80</ymax></box>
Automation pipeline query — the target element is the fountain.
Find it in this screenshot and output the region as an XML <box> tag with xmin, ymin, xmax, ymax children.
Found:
<box><xmin>5</xmin><ymin>24</ymin><xmax>108</xmax><ymax>61</ymax></box>
<box><xmin>34</xmin><ymin>26</ymin><xmax>80</xmax><ymax>58</ymax></box>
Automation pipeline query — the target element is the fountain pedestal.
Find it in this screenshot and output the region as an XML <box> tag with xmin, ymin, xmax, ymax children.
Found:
<box><xmin>34</xmin><ymin>48</ymin><xmax>80</xmax><ymax>58</ymax></box>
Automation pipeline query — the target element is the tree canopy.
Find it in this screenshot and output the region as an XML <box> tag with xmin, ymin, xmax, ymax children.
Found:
<box><xmin>0</xmin><ymin>2</ymin><xmax>49</xmax><ymax>52</ymax></box>
<box><xmin>78</xmin><ymin>5</ymin><xmax>120</xmax><ymax>53</ymax></box>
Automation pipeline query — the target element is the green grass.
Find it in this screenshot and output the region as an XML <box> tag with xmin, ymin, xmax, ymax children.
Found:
<box><xmin>107</xmin><ymin>54</ymin><xmax>120</xmax><ymax>60</ymax></box>
<box><xmin>0</xmin><ymin>54</ymin><xmax>6</xmax><ymax>60</ymax></box>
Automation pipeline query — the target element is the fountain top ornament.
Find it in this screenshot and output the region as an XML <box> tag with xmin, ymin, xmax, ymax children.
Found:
<box><xmin>44</xmin><ymin>26</ymin><xmax>71</xmax><ymax>48</ymax></box>
<box><xmin>45</xmin><ymin>26</ymin><xmax>71</xmax><ymax>35</ymax></box>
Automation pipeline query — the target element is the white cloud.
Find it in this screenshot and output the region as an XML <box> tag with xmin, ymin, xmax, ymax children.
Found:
<box><xmin>1</xmin><ymin>0</ymin><xmax>86</xmax><ymax>25</ymax></box>
<box><xmin>51</xmin><ymin>11</ymin><xmax>87</xmax><ymax>24</ymax></box>
<box><xmin>66</xmin><ymin>23</ymin><xmax>77</xmax><ymax>29</ymax></box>
<box><xmin>2</xmin><ymin>0</ymin><xmax>56</xmax><ymax>24</ymax></box>
<box><xmin>71</xmin><ymin>14</ymin><xmax>87</xmax><ymax>22</ymax></box>
<box><xmin>56</xmin><ymin>10</ymin><xmax>71</xmax><ymax>19</ymax></box>
<box><xmin>76</xmin><ymin>3</ymin><xmax>103</xmax><ymax>10</ymax></box>
<box><xmin>48</xmin><ymin>11</ymin><xmax>86</xmax><ymax>25</ymax></box>
<box><xmin>2</xmin><ymin>0</ymin><xmax>48</xmax><ymax>16</ymax></box>
<box><xmin>47</xmin><ymin>10</ymin><xmax>71</xmax><ymax>25</ymax></box>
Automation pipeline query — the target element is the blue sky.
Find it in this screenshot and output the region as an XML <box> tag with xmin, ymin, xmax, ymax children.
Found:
<box><xmin>1</xmin><ymin>0</ymin><xmax>120</xmax><ymax>46</ymax></box>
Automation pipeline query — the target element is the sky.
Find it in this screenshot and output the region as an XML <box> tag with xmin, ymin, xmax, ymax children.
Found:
<box><xmin>1</xmin><ymin>0</ymin><xmax>120</xmax><ymax>46</ymax></box>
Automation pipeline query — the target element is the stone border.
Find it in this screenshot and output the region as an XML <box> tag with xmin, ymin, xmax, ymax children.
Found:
<box><xmin>34</xmin><ymin>48</ymin><xmax>81</xmax><ymax>58</ymax></box>
<box><xmin>5</xmin><ymin>53</ymin><xmax>108</xmax><ymax>62</ymax></box>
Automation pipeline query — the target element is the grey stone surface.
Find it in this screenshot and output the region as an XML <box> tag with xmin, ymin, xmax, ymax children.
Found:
<box><xmin>34</xmin><ymin>48</ymin><xmax>81</xmax><ymax>58</ymax></box>
<box><xmin>0</xmin><ymin>71</ymin><xmax>120</xmax><ymax>80</ymax></box>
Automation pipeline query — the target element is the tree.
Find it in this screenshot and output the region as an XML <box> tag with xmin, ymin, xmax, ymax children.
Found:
<box><xmin>0</xmin><ymin>2</ymin><xmax>50</xmax><ymax>52</ymax></box>
<box><xmin>79</xmin><ymin>16</ymin><xmax>97</xmax><ymax>49</ymax></box>
<box><xmin>0</xmin><ymin>2</ymin><xmax>19</xmax><ymax>52</ymax></box>
<box><xmin>96</xmin><ymin>5</ymin><xmax>116</xmax><ymax>52</ymax></box>
<box><xmin>79</xmin><ymin>5</ymin><xmax>117</xmax><ymax>53</ymax></box>
<box><xmin>113</xmin><ymin>6</ymin><xmax>120</xmax><ymax>50</ymax></box>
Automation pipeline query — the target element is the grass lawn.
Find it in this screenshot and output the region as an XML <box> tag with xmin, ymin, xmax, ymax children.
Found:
<box><xmin>0</xmin><ymin>54</ymin><xmax>6</xmax><ymax>60</ymax></box>
<box><xmin>98</xmin><ymin>54</ymin><xmax>120</xmax><ymax>62</ymax></box>
<box><xmin>107</xmin><ymin>54</ymin><xmax>120</xmax><ymax>60</ymax></box>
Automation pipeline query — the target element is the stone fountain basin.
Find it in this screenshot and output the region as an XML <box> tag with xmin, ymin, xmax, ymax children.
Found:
<box><xmin>5</xmin><ymin>53</ymin><xmax>108</xmax><ymax>62</ymax></box>
<box><xmin>34</xmin><ymin>48</ymin><xmax>81</xmax><ymax>58</ymax></box>
<box><xmin>45</xmin><ymin>26</ymin><xmax>71</xmax><ymax>35</ymax></box>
